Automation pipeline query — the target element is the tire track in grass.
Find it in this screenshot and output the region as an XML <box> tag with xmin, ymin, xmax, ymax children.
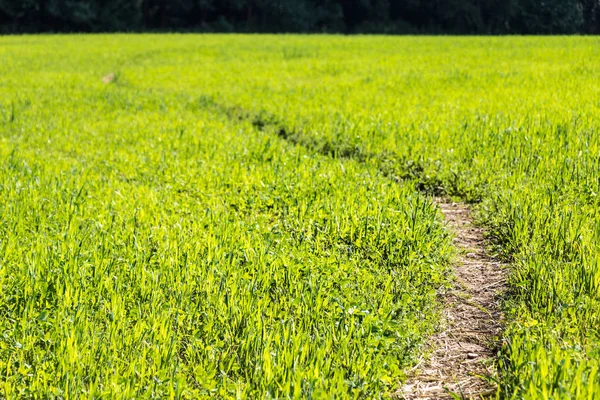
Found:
<box><xmin>400</xmin><ymin>200</ymin><xmax>506</xmax><ymax>399</ymax></box>
<box><xmin>191</xmin><ymin>98</ymin><xmax>508</xmax><ymax>398</ymax></box>
<box><xmin>187</xmin><ymin>95</ymin><xmax>508</xmax><ymax>398</ymax></box>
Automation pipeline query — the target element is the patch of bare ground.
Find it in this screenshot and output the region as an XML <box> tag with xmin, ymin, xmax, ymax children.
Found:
<box><xmin>399</xmin><ymin>199</ymin><xmax>507</xmax><ymax>399</ymax></box>
<box><xmin>102</xmin><ymin>73</ymin><xmax>116</xmax><ymax>84</ymax></box>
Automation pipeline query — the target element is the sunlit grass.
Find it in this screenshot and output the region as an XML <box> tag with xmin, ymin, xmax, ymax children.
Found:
<box><xmin>1</xmin><ymin>34</ymin><xmax>600</xmax><ymax>398</ymax></box>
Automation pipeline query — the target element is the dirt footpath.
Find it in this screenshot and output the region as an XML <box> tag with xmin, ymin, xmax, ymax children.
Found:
<box><xmin>400</xmin><ymin>200</ymin><xmax>507</xmax><ymax>399</ymax></box>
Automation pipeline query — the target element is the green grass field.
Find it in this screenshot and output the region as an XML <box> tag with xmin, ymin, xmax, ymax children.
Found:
<box><xmin>1</xmin><ymin>35</ymin><xmax>599</xmax><ymax>399</ymax></box>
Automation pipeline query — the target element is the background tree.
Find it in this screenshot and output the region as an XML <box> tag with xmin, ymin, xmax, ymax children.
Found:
<box><xmin>509</xmin><ymin>0</ymin><xmax>584</xmax><ymax>34</ymax></box>
<box><xmin>0</xmin><ymin>0</ymin><xmax>597</xmax><ymax>34</ymax></box>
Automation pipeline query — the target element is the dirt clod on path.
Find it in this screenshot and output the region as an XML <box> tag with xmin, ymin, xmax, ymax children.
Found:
<box><xmin>400</xmin><ymin>199</ymin><xmax>507</xmax><ymax>399</ymax></box>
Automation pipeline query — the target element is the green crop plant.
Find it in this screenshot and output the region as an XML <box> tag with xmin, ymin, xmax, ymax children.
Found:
<box><xmin>1</xmin><ymin>34</ymin><xmax>600</xmax><ymax>398</ymax></box>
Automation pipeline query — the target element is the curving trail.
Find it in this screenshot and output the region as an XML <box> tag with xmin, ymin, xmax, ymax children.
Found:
<box><xmin>400</xmin><ymin>200</ymin><xmax>507</xmax><ymax>399</ymax></box>
<box><xmin>185</xmin><ymin>95</ymin><xmax>509</xmax><ymax>398</ymax></box>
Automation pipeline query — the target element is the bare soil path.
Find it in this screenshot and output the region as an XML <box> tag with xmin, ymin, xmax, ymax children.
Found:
<box><xmin>400</xmin><ymin>199</ymin><xmax>507</xmax><ymax>399</ymax></box>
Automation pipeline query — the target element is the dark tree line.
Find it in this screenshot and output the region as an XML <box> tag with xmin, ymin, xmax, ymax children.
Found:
<box><xmin>1</xmin><ymin>0</ymin><xmax>599</xmax><ymax>34</ymax></box>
